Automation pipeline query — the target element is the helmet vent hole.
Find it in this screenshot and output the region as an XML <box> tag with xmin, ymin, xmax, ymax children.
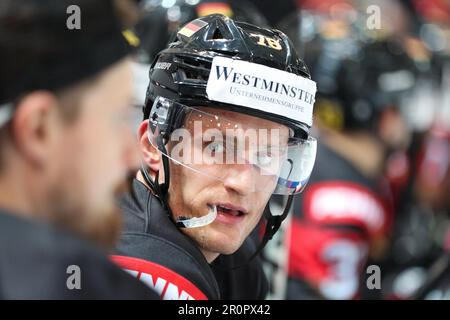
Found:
<box><xmin>212</xmin><ymin>27</ymin><xmax>224</xmax><ymax>40</ymax></box>
<box><xmin>207</xmin><ymin>23</ymin><xmax>233</xmax><ymax>41</ymax></box>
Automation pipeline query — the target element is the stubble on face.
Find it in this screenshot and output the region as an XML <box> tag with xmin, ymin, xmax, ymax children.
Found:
<box><xmin>46</xmin><ymin>178</ymin><xmax>132</xmax><ymax>250</ymax></box>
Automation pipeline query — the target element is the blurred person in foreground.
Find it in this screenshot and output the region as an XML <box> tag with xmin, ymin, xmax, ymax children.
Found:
<box><xmin>0</xmin><ymin>0</ymin><xmax>157</xmax><ymax>299</ymax></box>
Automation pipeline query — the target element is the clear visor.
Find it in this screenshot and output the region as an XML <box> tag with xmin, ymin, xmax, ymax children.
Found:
<box><xmin>148</xmin><ymin>97</ymin><xmax>317</xmax><ymax>195</ymax></box>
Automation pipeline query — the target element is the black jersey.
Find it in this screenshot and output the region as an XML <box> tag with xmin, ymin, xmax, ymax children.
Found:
<box><xmin>0</xmin><ymin>210</ymin><xmax>158</xmax><ymax>299</ymax></box>
<box><xmin>113</xmin><ymin>178</ymin><xmax>268</xmax><ymax>300</ymax></box>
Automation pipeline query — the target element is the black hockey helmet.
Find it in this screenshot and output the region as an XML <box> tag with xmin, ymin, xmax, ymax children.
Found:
<box><xmin>144</xmin><ymin>13</ymin><xmax>314</xmax><ymax>139</ymax></box>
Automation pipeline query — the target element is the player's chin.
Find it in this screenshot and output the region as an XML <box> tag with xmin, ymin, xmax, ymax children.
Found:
<box><xmin>207</xmin><ymin>230</ymin><xmax>246</xmax><ymax>255</ymax></box>
<box><xmin>211</xmin><ymin>242</ymin><xmax>242</xmax><ymax>256</ymax></box>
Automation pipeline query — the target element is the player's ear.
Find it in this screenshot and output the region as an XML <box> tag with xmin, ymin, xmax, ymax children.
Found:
<box><xmin>138</xmin><ymin>120</ymin><xmax>161</xmax><ymax>172</ymax></box>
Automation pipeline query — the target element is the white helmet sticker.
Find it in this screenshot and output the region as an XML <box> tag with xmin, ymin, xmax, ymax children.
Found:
<box><xmin>206</xmin><ymin>56</ymin><xmax>317</xmax><ymax>126</ymax></box>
